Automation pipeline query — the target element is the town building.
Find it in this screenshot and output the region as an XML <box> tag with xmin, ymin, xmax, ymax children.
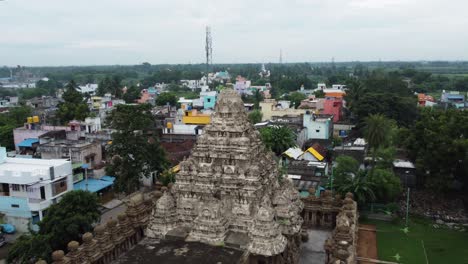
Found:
<box><xmin>303</xmin><ymin>112</ymin><xmax>333</xmax><ymax>140</ymax></box>
<box><xmin>322</xmin><ymin>98</ymin><xmax>343</xmax><ymax>123</ymax></box>
<box><xmin>393</xmin><ymin>159</ymin><xmax>416</xmax><ymax>187</ymax></box>
<box><xmin>234</xmin><ymin>75</ymin><xmax>251</xmax><ymax>94</ymax></box>
<box><xmin>78</xmin><ymin>84</ymin><xmax>98</xmax><ymax>95</ymax></box>
<box><xmin>417</xmin><ymin>93</ymin><xmax>435</xmax><ymax>107</ymax></box>
<box><xmin>37</xmin><ymin>139</ymin><xmax>103</xmax><ymax>168</ymax></box>
<box><xmin>201</xmin><ymin>90</ymin><xmax>217</xmax><ymax>109</ymax></box>
<box><xmin>0</xmin><ymin>147</ymin><xmax>73</xmax><ymax>232</ymax></box>
<box><xmin>260</xmin><ymin>99</ymin><xmax>306</xmax><ymax>121</ymax></box>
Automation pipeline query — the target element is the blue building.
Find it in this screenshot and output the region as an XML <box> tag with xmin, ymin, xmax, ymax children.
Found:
<box><xmin>303</xmin><ymin>112</ymin><xmax>333</xmax><ymax>140</ymax></box>
<box><xmin>201</xmin><ymin>91</ymin><xmax>217</xmax><ymax>110</ymax></box>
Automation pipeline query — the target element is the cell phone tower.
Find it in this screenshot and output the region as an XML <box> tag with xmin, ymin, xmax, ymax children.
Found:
<box><xmin>205</xmin><ymin>26</ymin><xmax>212</xmax><ymax>74</ymax></box>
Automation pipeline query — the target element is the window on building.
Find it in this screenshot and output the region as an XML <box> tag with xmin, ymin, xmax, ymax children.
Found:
<box><xmin>207</xmin><ymin>98</ymin><xmax>211</xmax><ymax>103</ymax></box>
<box><xmin>11</xmin><ymin>184</ymin><xmax>20</xmax><ymax>191</ymax></box>
<box><xmin>52</xmin><ymin>178</ymin><xmax>68</xmax><ymax>196</ymax></box>
<box><xmin>316</xmin><ymin>129</ymin><xmax>320</xmax><ymax>133</ymax></box>
<box><xmin>11</xmin><ymin>204</ymin><xmax>19</xmax><ymax>208</ymax></box>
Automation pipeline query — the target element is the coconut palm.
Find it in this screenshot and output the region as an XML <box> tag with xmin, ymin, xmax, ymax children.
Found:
<box><xmin>337</xmin><ymin>170</ymin><xmax>376</xmax><ymax>205</ymax></box>
<box><xmin>364</xmin><ymin>114</ymin><xmax>394</xmax><ymax>174</ymax></box>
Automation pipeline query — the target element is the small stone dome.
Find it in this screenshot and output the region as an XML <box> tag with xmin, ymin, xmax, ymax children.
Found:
<box><xmin>67</xmin><ymin>241</ymin><xmax>79</xmax><ymax>251</ymax></box>
<box><xmin>117</xmin><ymin>213</ymin><xmax>127</xmax><ymax>221</ymax></box>
<box><xmin>107</xmin><ymin>218</ymin><xmax>117</xmax><ymax>228</ymax></box>
<box><xmin>156</xmin><ymin>191</ymin><xmax>175</xmax><ymax>211</ymax></box>
<box><xmin>82</xmin><ymin>232</ymin><xmax>93</xmax><ymax>243</ymax></box>
<box><xmin>256</xmin><ymin>206</ymin><xmax>274</xmax><ymax>222</ymax></box>
<box><xmin>52</xmin><ymin>250</ymin><xmax>65</xmax><ymax>261</ymax></box>
<box><xmin>94</xmin><ymin>224</ymin><xmax>106</xmax><ymax>234</ymax></box>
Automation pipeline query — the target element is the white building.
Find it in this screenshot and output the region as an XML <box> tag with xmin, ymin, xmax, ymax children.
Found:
<box><xmin>0</xmin><ymin>147</ymin><xmax>73</xmax><ymax>232</ymax></box>
<box><xmin>79</xmin><ymin>83</ymin><xmax>98</xmax><ymax>95</ymax></box>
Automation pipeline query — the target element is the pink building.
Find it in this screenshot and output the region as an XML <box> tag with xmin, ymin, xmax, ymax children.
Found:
<box><xmin>323</xmin><ymin>98</ymin><xmax>342</xmax><ymax>123</ymax></box>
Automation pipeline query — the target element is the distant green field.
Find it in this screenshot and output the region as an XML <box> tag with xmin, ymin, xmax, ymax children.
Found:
<box><xmin>361</xmin><ymin>217</ymin><xmax>468</xmax><ymax>264</ymax></box>
<box><xmin>435</xmin><ymin>73</ymin><xmax>468</xmax><ymax>78</ymax></box>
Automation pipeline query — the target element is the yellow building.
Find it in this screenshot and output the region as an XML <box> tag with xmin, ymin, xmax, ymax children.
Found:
<box><xmin>182</xmin><ymin>110</ymin><xmax>211</xmax><ymax>125</ymax></box>
<box><xmin>91</xmin><ymin>96</ymin><xmax>102</xmax><ymax>110</ymax></box>
<box><xmin>260</xmin><ymin>99</ymin><xmax>306</xmax><ymax>121</ymax></box>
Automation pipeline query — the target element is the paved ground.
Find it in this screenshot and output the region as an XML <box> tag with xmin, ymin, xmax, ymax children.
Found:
<box><xmin>357</xmin><ymin>224</ymin><xmax>378</xmax><ymax>264</ymax></box>
<box><xmin>115</xmin><ymin>238</ymin><xmax>244</xmax><ymax>264</ymax></box>
<box><xmin>299</xmin><ymin>229</ymin><xmax>330</xmax><ymax>264</ymax></box>
<box><xmin>100</xmin><ymin>203</ymin><xmax>127</xmax><ymax>224</ymax></box>
<box><xmin>102</xmin><ymin>199</ymin><xmax>123</xmax><ymax>209</ymax></box>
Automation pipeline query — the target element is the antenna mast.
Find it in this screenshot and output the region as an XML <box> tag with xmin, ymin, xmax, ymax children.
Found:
<box><xmin>205</xmin><ymin>26</ymin><xmax>212</xmax><ymax>74</ymax></box>
<box><xmin>279</xmin><ymin>49</ymin><xmax>283</xmax><ymax>64</ymax></box>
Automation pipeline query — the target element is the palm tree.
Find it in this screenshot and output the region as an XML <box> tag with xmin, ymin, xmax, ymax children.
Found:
<box><xmin>337</xmin><ymin>170</ymin><xmax>376</xmax><ymax>205</ymax></box>
<box><xmin>364</xmin><ymin>114</ymin><xmax>393</xmax><ymax>174</ymax></box>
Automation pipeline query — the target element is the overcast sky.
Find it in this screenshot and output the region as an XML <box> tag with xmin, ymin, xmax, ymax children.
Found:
<box><xmin>1</xmin><ymin>0</ymin><xmax>467</xmax><ymax>66</ymax></box>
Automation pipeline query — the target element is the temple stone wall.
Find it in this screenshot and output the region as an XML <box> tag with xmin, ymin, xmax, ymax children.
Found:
<box><xmin>324</xmin><ymin>193</ymin><xmax>359</xmax><ymax>264</ymax></box>
<box><xmin>43</xmin><ymin>191</ymin><xmax>156</xmax><ymax>264</ymax></box>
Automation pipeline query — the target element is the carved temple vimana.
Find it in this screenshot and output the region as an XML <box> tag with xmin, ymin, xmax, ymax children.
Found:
<box><xmin>45</xmin><ymin>89</ymin><xmax>359</xmax><ymax>264</ymax></box>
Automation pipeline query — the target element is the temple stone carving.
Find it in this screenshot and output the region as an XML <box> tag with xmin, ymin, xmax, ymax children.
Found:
<box><xmin>146</xmin><ymin>89</ymin><xmax>304</xmax><ymax>261</ymax></box>
<box><xmin>146</xmin><ymin>188</ymin><xmax>178</xmax><ymax>238</ymax></box>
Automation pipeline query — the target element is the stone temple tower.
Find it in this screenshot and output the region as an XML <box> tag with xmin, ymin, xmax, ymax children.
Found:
<box><xmin>146</xmin><ymin>89</ymin><xmax>303</xmax><ymax>263</ymax></box>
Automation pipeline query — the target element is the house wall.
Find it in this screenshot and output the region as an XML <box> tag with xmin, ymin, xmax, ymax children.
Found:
<box><xmin>0</xmin><ymin>196</ymin><xmax>31</xmax><ymax>232</ymax></box>
<box><xmin>303</xmin><ymin>114</ymin><xmax>332</xmax><ymax>140</ymax></box>
<box><xmin>203</xmin><ymin>95</ymin><xmax>216</xmax><ymax>109</ymax></box>
<box><xmin>323</xmin><ymin>99</ymin><xmax>342</xmax><ymax>123</ymax></box>
<box><xmin>260</xmin><ymin>101</ymin><xmax>306</xmax><ymax>121</ymax></box>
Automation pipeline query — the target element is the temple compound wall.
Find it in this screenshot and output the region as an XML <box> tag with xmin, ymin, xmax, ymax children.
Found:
<box><xmin>42</xmin><ymin>192</ymin><xmax>155</xmax><ymax>264</ymax></box>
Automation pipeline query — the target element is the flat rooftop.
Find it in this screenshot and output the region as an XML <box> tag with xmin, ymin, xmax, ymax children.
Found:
<box><xmin>0</xmin><ymin>158</ymin><xmax>71</xmax><ymax>184</ymax></box>
<box><xmin>115</xmin><ymin>238</ymin><xmax>245</xmax><ymax>264</ymax></box>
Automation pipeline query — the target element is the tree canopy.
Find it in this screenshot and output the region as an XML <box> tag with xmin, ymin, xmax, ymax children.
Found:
<box><xmin>8</xmin><ymin>190</ymin><xmax>100</xmax><ymax>263</ymax></box>
<box><xmin>248</xmin><ymin>110</ymin><xmax>263</xmax><ymax>124</ymax></box>
<box><xmin>156</xmin><ymin>92</ymin><xmax>178</xmax><ymax>106</ymax></box>
<box><xmin>259</xmin><ymin>126</ymin><xmax>296</xmax><ymax>155</ymax></box>
<box><xmin>0</xmin><ymin>106</ymin><xmax>32</xmax><ymax>150</ymax></box>
<box><xmin>106</xmin><ymin>104</ymin><xmax>168</xmax><ymax>194</ymax></box>
<box><xmin>56</xmin><ymin>80</ymin><xmax>90</xmax><ymax>123</ymax></box>
<box><xmin>402</xmin><ymin>108</ymin><xmax>468</xmax><ymax>192</ymax></box>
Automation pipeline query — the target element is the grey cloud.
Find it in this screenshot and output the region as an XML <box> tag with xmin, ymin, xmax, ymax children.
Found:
<box><xmin>0</xmin><ymin>0</ymin><xmax>467</xmax><ymax>65</ymax></box>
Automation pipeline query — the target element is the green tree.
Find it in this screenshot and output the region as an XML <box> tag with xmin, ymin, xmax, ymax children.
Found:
<box><xmin>248</xmin><ymin>110</ymin><xmax>263</xmax><ymax>124</ymax></box>
<box><xmin>313</xmin><ymin>90</ymin><xmax>325</xmax><ymax>98</ymax></box>
<box><xmin>253</xmin><ymin>89</ymin><xmax>263</xmax><ymax>109</ymax></box>
<box><xmin>7</xmin><ymin>191</ymin><xmax>99</xmax><ymax>263</ymax></box>
<box><xmin>56</xmin><ymin>80</ymin><xmax>89</xmax><ymax>123</ymax></box>
<box><xmin>7</xmin><ymin>233</ymin><xmax>52</xmax><ymax>263</ymax></box>
<box><xmin>260</xmin><ymin>126</ymin><xmax>296</xmax><ymax>155</ymax></box>
<box><xmin>38</xmin><ymin>190</ymin><xmax>100</xmax><ymax>252</ymax></box>
<box><xmin>337</xmin><ymin>170</ymin><xmax>376</xmax><ymax>205</ymax></box>
<box><xmin>97</xmin><ymin>75</ymin><xmax>123</xmax><ymax>97</ymax></box>
<box><xmin>404</xmin><ymin>108</ymin><xmax>468</xmax><ymax>192</ymax></box>
<box><xmin>334</xmin><ymin>155</ymin><xmax>360</xmax><ymax>183</ymax></box>
<box><xmin>106</xmin><ymin>104</ymin><xmax>168</xmax><ymax>194</ymax></box>
<box><xmin>156</xmin><ymin>92</ymin><xmax>177</xmax><ymax>106</ymax></box>
<box><xmin>123</xmin><ymin>85</ymin><xmax>141</xmax><ymax>103</ymax></box>
<box><xmin>0</xmin><ymin>106</ymin><xmax>32</xmax><ymax>150</ymax></box>
<box><xmin>364</xmin><ymin>114</ymin><xmax>395</xmax><ymax>173</ymax></box>
<box><xmin>369</xmin><ymin>169</ymin><xmax>402</xmax><ymax>202</ymax></box>
<box><xmin>286</xmin><ymin>92</ymin><xmax>306</xmax><ymax>109</ymax></box>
